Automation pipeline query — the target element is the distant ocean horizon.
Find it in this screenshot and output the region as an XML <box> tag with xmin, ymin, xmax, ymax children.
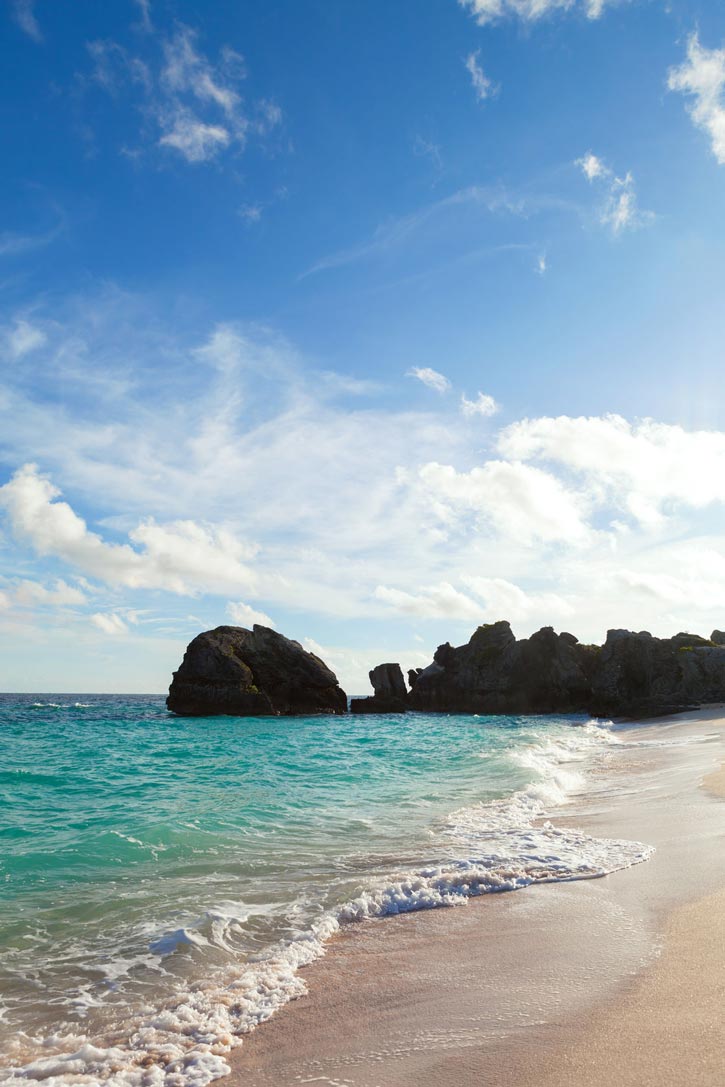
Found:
<box><xmin>0</xmin><ymin>694</ymin><xmax>653</xmax><ymax>1085</ymax></box>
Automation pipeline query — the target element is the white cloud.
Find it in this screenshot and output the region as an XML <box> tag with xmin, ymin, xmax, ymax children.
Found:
<box><xmin>4</xmin><ymin>320</ymin><xmax>47</xmax><ymax>360</ymax></box>
<box><xmin>575</xmin><ymin>152</ymin><xmax>652</xmax><ymax>234</ymax></box>
<box><xmin>459</xmin><ymin>0</ymin><xmax>613</xmax><ymax>24</ymax></box>
<box><xmin>461</xmin><ymin>391</ymin><xmax>499</xmax><ymax>418</ymax></box>
<box><xmin>158</xmin><ymin>114</ymin><xmax>230</xmax><ymax>163</ymax></box>
<box><xmin>576</xmin><ymin>151</ymin><xmax>607</xmax><ymax>182</ymax></box>
<box><xmin>9</xmin><ymin>303</ymin><xmax>725</xmax><ymax>690</ymax></box>
<box><xmin>417</xmin><ymin>459</ymin><xmax>592</xmax><ymax>543</ymax></box>
<box><xmin>498</xmin><ymin>414</ymin><xmax>725</xmax><ymax>524</ymax></box>
<box><xmin>12</xmin><ymin>0</ymin><xmax>42</xmax><ymax>42</ymax></box>
<box><xmin>160</xmin><ymin>25</ymin><xmax>242</xmax><ymax>117</ymax></box>
<box><xmin>374</xmin><ymin>581</ymin><xmax>484</xmax><ymax>621</ymax></box>
<box><xmin>226</xmin><ymin>600</ymin><xmax>275</xmax><ymax>628</ymax></box>
<box><xmin>91</xmin><ymin>612</ymin><xmax>129</xmax><ymax>635</ymax></box>
<box><xmin>86</xmin><ymin>22</ymin><xmax>280</xmax><ymax>166</ymax></box>
<box><xmin>461</xmin><ymin>575</ymin><xmax>574</xmax><ymax>621</ymax></box>
<box><xmin>406</xmin><ymin>366</ymin><xmax>451</xmax><ymax>393</ymax></box>
<box><xmin>668</xmin><ymin>35</ymin><xmax>725</xmax><ymax>165</ymax></box>
<box><xmin>464</xmin><ymin>50</ymin><xmax>495</xmax><ymax>102</ymax></box>
<box><xmin>536</xmin><ymin>253</ymin><xmax>547</xmax><ymax>275</ymax></box>
<box><xmin>13</xmin><ymin>579</ymin><xmax>86</xmax><ymax>608</ymax></box>
<box><xmin>0</xmin><ymin>464</ymin><xmax>257</xmax><ymax>595</ymax></box>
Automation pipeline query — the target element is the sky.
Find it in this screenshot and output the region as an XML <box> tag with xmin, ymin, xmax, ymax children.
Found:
<box><xmin>3</xmin><ymin>0</ymin><xmax>725</xmax><ymax>693</ymax></box>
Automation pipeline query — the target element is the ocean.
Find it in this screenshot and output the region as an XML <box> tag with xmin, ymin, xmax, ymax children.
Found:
<box><xmin>0</xmin><ymin>695</ymin><xmax>653</xmax><ymax>1085</ymax></box>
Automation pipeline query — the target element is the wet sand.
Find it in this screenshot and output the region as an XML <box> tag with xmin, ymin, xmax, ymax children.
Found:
<box><xmin>226</xmin><ymin>708</ymin><xmax>725</xmax><ymax>1087</ymax></box>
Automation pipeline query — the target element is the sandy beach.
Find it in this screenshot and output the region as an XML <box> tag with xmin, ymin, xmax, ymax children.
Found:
<box><xmin>228</xmin><ymin>708</ymin><xmax>725</xmax><ymax>1087</ymax></box>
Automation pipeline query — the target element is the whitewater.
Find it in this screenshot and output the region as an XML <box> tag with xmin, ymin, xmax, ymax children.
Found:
<box><xmin>0</xmin><ymin>695</ymin><xmax>653</xmax><ymax>1085</ymax></box>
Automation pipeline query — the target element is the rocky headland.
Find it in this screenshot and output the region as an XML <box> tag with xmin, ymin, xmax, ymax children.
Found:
<box><xmin>168</xmin><ymin>621</ymin><xmax>725</xmax><ymax>719</ymax></box>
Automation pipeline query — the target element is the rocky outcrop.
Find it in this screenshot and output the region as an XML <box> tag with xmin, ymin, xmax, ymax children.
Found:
<box><xmin>167</xmin><ymin>625</ymin><xmax>347</xmax><ymax>716</ymax></box>
<box><xmin>365</xmin><ymin>623</ymin><xmax>725</xmax><ymax>719</ymax></box>
<box><xmin>408</xmin><ymin>622</ymin><xmax>595</xmax><ymax>715</ymax></box>
<box><xmin>350</xmin><ymin>663</ymin><xmax>408</xmax><ymax>714</ymax></box>
<box><xmin>588</xmin><ymin>629</ymin><xmax>725</xmax><ymax>718</ymax></box>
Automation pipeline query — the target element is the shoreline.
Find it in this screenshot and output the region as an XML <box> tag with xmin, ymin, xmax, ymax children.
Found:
<box><xmin>226</xmin><ymin>707</ymin><xmax>725</xmax><ymax>1086</ymax></box>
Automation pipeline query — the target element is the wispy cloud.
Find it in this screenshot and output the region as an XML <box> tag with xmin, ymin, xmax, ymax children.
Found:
<box><xmin>407</xmin><ymin>367</ymin><xmax>451</xmax><ymax>393</ymax></box>
<box><xmin>85</xmin><ymin>22</ymin><xmax>281</xmax><ymax>166</ymax></box>
<box><xmin>464</xmin><ymin>50</ymin><xmax>496</xmax><ymax>102</ymax></box>
<box><xmin>133</xmin><ymin>0</ymin><xmax>153</xmax><ymax>34</ymax></box>
<box><xmin>301</xmin><ymin>185</ymin><xmax>533</xmax><ymax>279</ymax></box>
<box><xmin>461</xmin><ymin>391</ymin><xmax>498</xmax><ymax>417</ymax></box>
<box><xmin>668</xmin><ymin>34</ymin><xmax>725</xmax><ymax>165</ymax></box>
<box><xmin>459</xmin><ymin>0</ymin><xmax>616</xmax><ymax>24</ymax></box>
<box><xmin>4</xmin><ymin>319</ymin><xmax>47</xmax><ymax>360</ymax></box>
<box><xmin>576</xmin><ymin>151</ymin><xmax>653</xmax><ymax>234</ymax></box>
<box><xmin>12</xmin><ymin>0</ymin><xmax>42</xmax><ymax>42</ymax></box>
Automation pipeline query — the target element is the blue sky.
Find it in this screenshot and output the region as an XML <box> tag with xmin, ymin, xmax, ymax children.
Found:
<box><xmin>3</xmin><ymin>0</ymin><xmax>725</xmax><ymax>692</ymax></box>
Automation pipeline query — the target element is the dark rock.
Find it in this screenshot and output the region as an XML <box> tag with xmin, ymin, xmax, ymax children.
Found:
<box><xmin>408</xmin><ymin>622</ymin><xmax>591</xmax><ymax>715</ymax></box>
<box><xmin>349</xmin><ymin>662</ymin><xmax>408</xmax><ymax>714</ymax></box>
<box><xmin>588</xmin><ymin>628</ymin><xmax>725</xmax><ymax>718</ymax></box>
<box><xmin>408</xmin><ymin>622</ymin><xmax>725</xmax><ymax>719</ymax></box>
<box><xmin>167</xmin><ymin>625</ymin><xmax>347</xmax><ymax>716</ymax></box>
<box><xmin>712</xmin><ymin>630</ymin><xmax>725</xmax><ymax>646</ymax></box>
<box><xmin>408</xmin><ymin>667</ymin><xmax>423</xmax><ymax>690</ymax></box>
<box><xmin>370</xmin><ymin>663</ymin><xmax>408</xmax><ymax>702</ymax></box>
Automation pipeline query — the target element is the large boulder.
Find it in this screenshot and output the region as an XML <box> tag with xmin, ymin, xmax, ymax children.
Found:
<box><xmin>350</xmin><ymin>662</ymin><xmax>408</xmax><ymax>714</ymax></box>
<box><xmin>167</xmin><ymin>625</ymin><xmax>347</xmax><ymax>716</ymax></box>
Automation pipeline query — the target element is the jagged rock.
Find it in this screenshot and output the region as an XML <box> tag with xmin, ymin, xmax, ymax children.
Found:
<box><xmin>712</xmin><ymin>630</ymin><xmax>725</xmax><ymax>646</ymax></box>
<box><xmin>588</xmin><ymin>628</ymin><xmax>725</xmax><ymax>717</ymax></box>
<box><xmin>407</xmin><ymin>621</ymin><xmax>725</xmax><ymax>719</ymax></box>
<box><xmin>408</xmin><ymin>621</ymin><xmax>592</xmax><ymax>715</ymax></box>
<box><xmin>408</xmin><ymin>667</ymin><xmax>423</xmax><ymax>691</ymax></box>
<box><xmin>167</xmin><ymin>625</ymin><xmax>347</xmax><ymax>716</ymax></box>
<box><xmin>349</xmin><ymin>662</ymin><xmax>408</xmax><ymax>714</ymax></box>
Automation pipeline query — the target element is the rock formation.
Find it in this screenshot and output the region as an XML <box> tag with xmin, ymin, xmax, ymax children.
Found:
<box><xmin>167</xmin><ymin>625</ymin><xmax>347</xmax><ymax>716</ymax></box>
<box><xmin>349</xmin><ymin>663</ymin><xmax>408</xmax><ymax>714</ymax></box>
<box><xmin>407</xmin><ymin>622</ymin><xmax>596</xmax><ymax>715</ymax></box>
<box><xmin>588</xmin><ymin>628</ymin><xmax>725</xmax><ymax>718</ymax></box>
<box><xmin>356</xmin><ymin>622</ymin><xmax>725</xmax><ymax>719</ymax></box>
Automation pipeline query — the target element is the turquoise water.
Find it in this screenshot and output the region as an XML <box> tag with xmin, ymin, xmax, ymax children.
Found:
<box><xmin>0</xmin><ymin>695</ymin><xmax>650</xmax><ymax>1085</ymax></box>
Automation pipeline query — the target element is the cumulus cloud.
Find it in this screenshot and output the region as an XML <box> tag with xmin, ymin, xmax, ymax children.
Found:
<box><xmin>226</xmin><ymin>600</ymin><xmax>276</xmax><ymax>628</ymax></box>
<box><xmin>0</xmin><ymin>464</ymin><xmax>257</xmax><ymax>595</ymax></box>
<box><xmin>459</xmin><ymin>0</ymin><xmax>613</xmax><ymax>24</ymax></box>
<box><xmin>464</xmin><ymin>50</ymin><xmax>495</xmax><ymax>102</ymax></box>
<box><xmin>417</xmin><ymin>460</ymin><xmax>592</xmax><ymax>544</ymax></box>
<box><xmin>576</xmin><ymin>151</ymin><xmax>652</xmax><ymax>234</ymax></box>
<box><xmin>461</xmin><ymin>391</ymin><xmax>498</xmax><ymax>418</ymax></box>
<box><xmin>12</xmin><ymin>0</ymin><xmax>42</xmax><ymax>42</ymax></box>
<box><xmin>498</xmin><ymin>414</ymin><xmax>725</xmax><ymax>525</ymax></box>
<box><xmin>668</xmin><ymin>35</ymin><xmax>725</xmax><ymax>165</ymax></box>
<box><xmin>406</xmin><ymin>366</ymin><xmax>451</xmax><ymax>393</ymax></box>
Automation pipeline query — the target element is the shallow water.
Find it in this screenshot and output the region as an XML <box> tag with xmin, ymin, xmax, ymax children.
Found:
<box><xmin>0</xmin><ymin>695</ymin><xmax>651</xmax><ymax>1084</ymax></box>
